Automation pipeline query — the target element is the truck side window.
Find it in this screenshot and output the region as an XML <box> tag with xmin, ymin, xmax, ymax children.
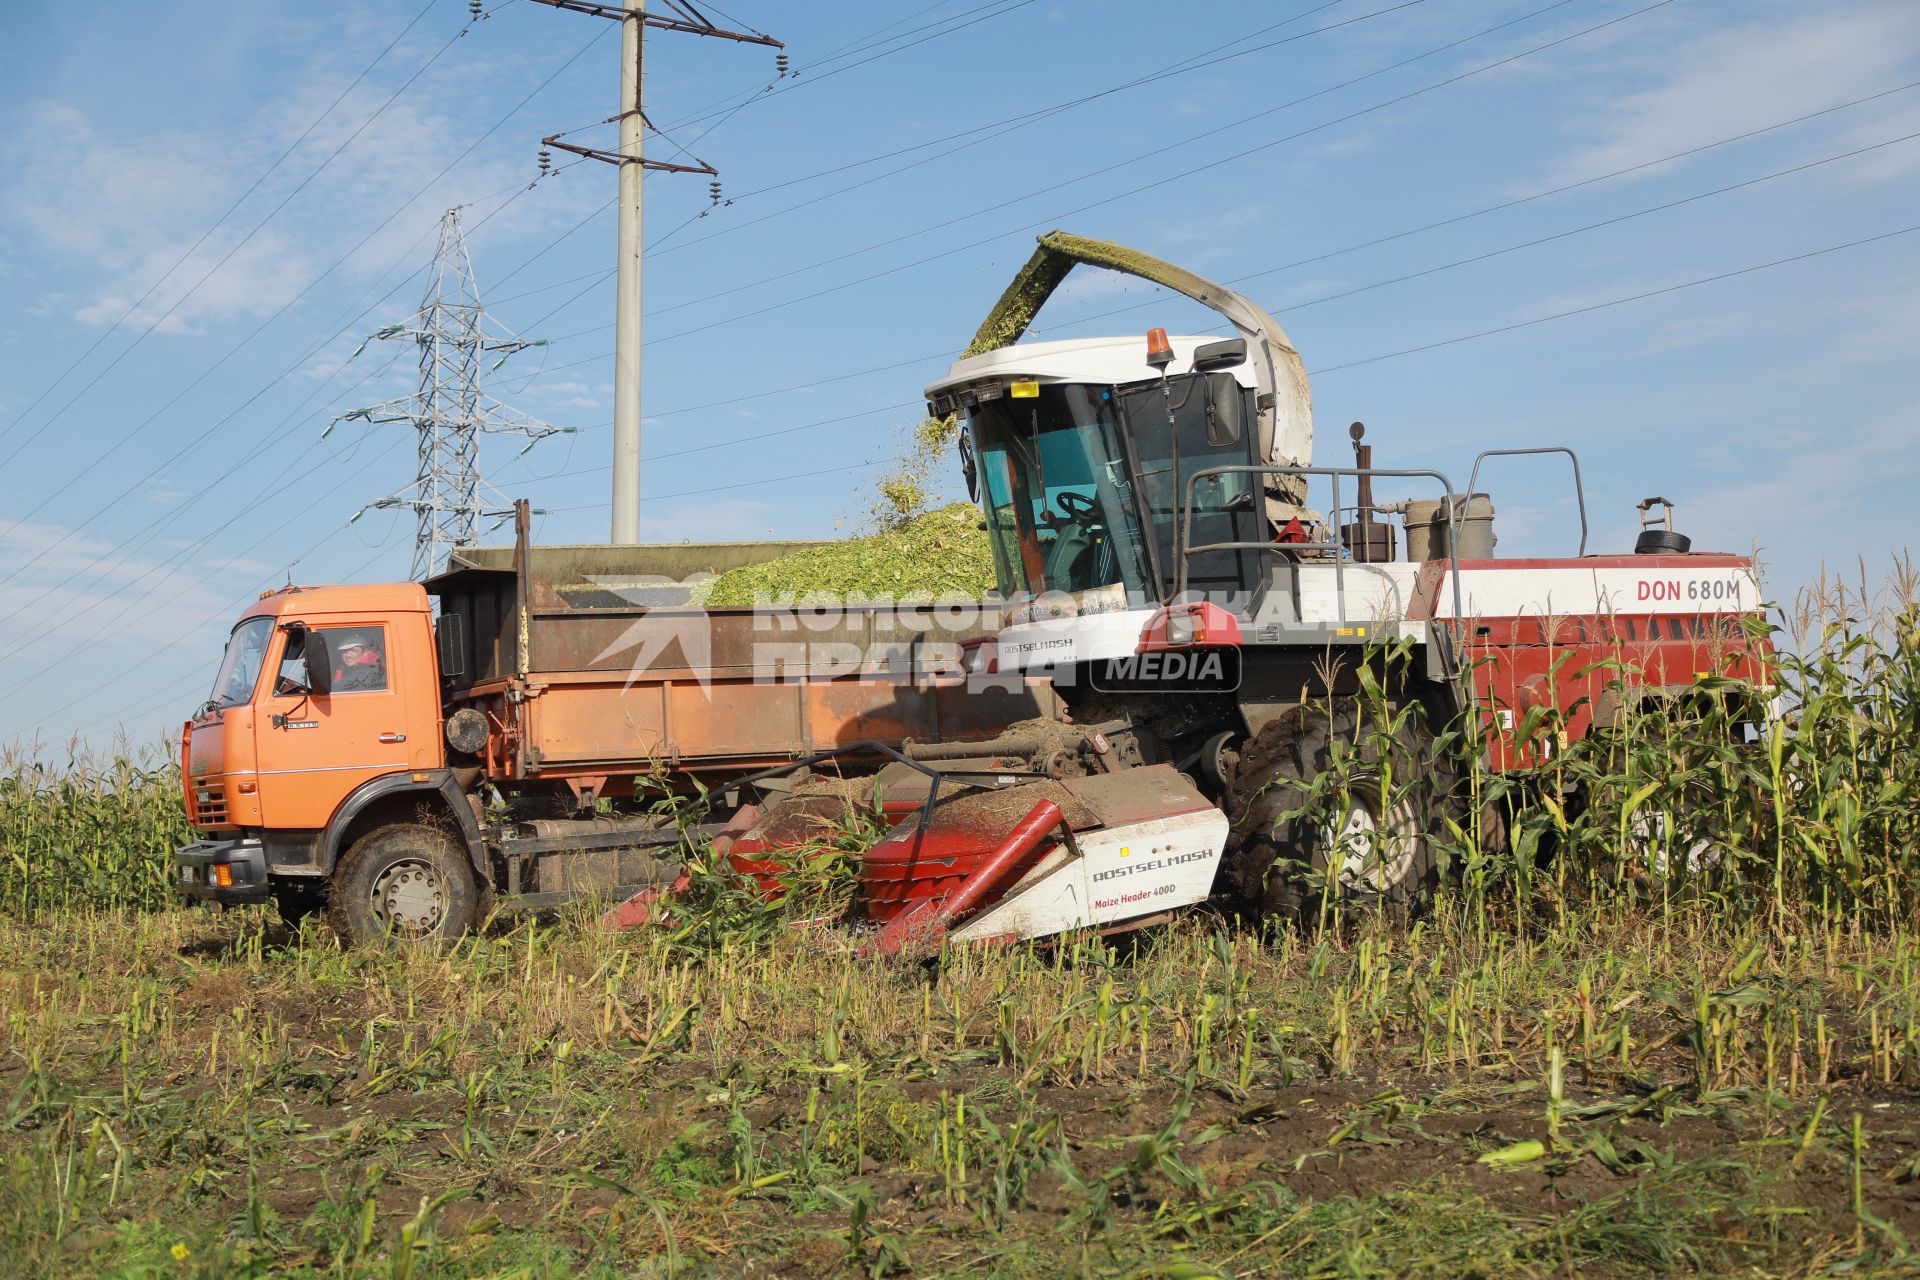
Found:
<box><xmin>271</xmin><ymin>627</ymin><xmax>389</xmax><ymax>696</ymax></box>
<box><xmin>274</xmin><ymin>631</ymin><xmax>310</xmax><ymax>696</ymax></box>
<box><xmin>330</xmin><ymin>628</ymin><xmax>389</xmax><ymax>693</ymax></box>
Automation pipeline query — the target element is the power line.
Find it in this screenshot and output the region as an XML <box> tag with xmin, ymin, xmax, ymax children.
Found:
<box><xmin>644</xmin><ymin>0</ymin><xmax>1469</xmax><ymax>267</ymax></box>
<box><xmin>0</xmin><ymin>0</ymin><xmax>442</xmax><ymax>454</ymax></box>
<box><xmin>1306</xmin><ymin>222</ymin><xmax>1920</xmax><ymax>375</ymax></box>
<box><xmin>510</xmin><ymin>150</ymin><xmax>1920</xmax><ymax>487</ymax></box>
<box><xmin>492</xmin><ymin>76</ymin><xmax>1920</xmax><ymax>445</ymax></box>
<box><xmin>0</xmin><ymin>1</ymin><xmax>475</xmax><ymax>471</ymax></box>
<box><xmin>514</xmin><ymin>0</ymin><xmax>1428</xmax><ymax>337</ymax></box>
<box><xmin>0</xmin><ymin>158</ymin><xmax>614</xmax><ymax>676</ymax></box>
<box><xmin>494</xmin><ymin>0</ymin><xmax>1673</xmax><ymax>409</ymax></box>
<box><xmin>1048</xmin><ymin>125</ymin><xmax>1920</xmax><ymax>340</ymax></box>
<box><xmin>573</xmin><ymin>78</ymin><xmax>1919</xmax><ymax>429</ymax></box>
<box><xmin>2</xmin><ymin>424</ymin><xmax>414</xmax><ymax>729</ymax></box>
<box><xmin>632</xmin><ymin>0</ymin><xmax>1677</xmax><ymax>352</ymax></box>
<box><xmin>0</xmin><ymin>433</ymin><xmax>413</xmax><ymax>703</ymax></box>
<box><xmin>0</xmin><ymin>26</ymin><xmax>609</xmax><ymax>598</ymax></box>
<box><xmin>0</xmin><ymin>349</ymin><xmax>413</xmax><ymax>676</ymax></box>
<box><xmin>525</xmin><ymin>0</ymin><xmax>1616</xmax><ymax>354</ymax></box>
<box><xmin>536</xmin><ymin>215</ymin><xmax>1920</xmax><ymax>509</ymax></box>
<box><xmin>654</xmin><ymin>0</ymin><xmax>1040</xmax><ymax>134</ymax></box>
<box><xmin>690</xmin><ymin>0</ymin><xmax>1375</xmax><ymax>206</ymax></box>
<box><xmin>0</xmin><ymin>165</ymin><xmax>568</xmax><ymax>658</ymax></box>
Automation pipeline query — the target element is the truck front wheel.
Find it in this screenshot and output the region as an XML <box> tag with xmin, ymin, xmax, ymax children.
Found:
<box><xmin>326</xmin><ymin>824</ymin><xmax>484</xmax><ymax>947</ymax></box>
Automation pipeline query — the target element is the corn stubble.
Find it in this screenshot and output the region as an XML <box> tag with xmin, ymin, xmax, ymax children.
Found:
<box><xmin>1</xmin><ymin>568</ymin><xmax>1918</xmax><ymax>1276</ymax></box>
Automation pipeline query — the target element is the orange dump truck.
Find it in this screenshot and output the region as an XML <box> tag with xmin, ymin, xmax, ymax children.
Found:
<box><xmin>174</xmin><ymin>510</ymin><xmax>1039</xmax><ymax>943</ymax></box>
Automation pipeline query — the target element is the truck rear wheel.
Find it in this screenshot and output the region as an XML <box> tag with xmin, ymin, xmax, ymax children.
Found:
<box><xmin>326</xmin><ymin>824</ymin><xmax>484</xmax><ymax>947</ymax></box>
<box><xmin>1224</xmin><ymin>703</ymin><xmax>1449</xmax><ymax>925</ymax></box>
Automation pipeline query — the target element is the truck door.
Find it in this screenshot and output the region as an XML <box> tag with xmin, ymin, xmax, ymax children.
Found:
<box><xmin>254</xmin><ymin>621</ymin><xmax>413</xmax><ymax>830</ymax></box>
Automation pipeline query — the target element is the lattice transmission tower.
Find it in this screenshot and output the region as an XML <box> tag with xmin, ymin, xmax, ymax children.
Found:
<box><xmin>335</xmin><ymin>208</ymin><xmax>569</xmax><ymax>580</ymax></box>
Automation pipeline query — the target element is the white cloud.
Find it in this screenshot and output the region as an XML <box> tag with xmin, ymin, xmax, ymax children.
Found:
<box><xmin>71</xmin><ymin>231</ymin><xmax>313</xmax><ymax>335</ymax></box>
<box><xmin>532</xmin><ymin>379</ymin><xmax>603</xmax><ymax>409</ymax></box>
<box><xmin>1544</xmin><ymin>3</ymin><xmax>1920</xmax><ymax>187</ymax></box>
<box><xmin>0</xmin><ymin>519</ymin><xmax>265</xmax><ymax>695</ymax></box>
<box><xmin>0</xmin><ymin>37</ymin><xmax>607</xmax><ymax>340</ymax></box>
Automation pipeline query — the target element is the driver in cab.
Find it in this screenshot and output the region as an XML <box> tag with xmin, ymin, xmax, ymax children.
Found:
<box><xmin>333</xmin><ymin>636</ymin><xmax>385</xmax><ymax>692</ymax></box>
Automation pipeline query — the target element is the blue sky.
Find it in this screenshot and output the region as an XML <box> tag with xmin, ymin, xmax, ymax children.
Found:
<box><xmin>2</xmin><ymin>0</ymin><xmax>1917</xmax><ymax>748</ymax></box>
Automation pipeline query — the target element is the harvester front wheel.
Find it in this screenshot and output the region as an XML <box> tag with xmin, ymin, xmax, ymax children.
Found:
<box><xmin>326</xmin><ymin>824</ymin><xmax>484</xmax><ymax>948</ymax></box>
<box><xmin>1224</xmin><ymin>704</ymin><xmax>1449</xmax><ymax>925</ymax></box>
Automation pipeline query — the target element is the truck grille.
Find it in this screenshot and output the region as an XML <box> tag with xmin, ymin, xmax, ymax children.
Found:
<box><xmin>192</xmin><ymin>785</ymin><xmax>229</xmax><ymax>827</ymax></box>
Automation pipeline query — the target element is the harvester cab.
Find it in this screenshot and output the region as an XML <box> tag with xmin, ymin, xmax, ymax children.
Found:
<box><xmin>927</xmin><ymin>230</ymin><xmax>1316</xmax><ymax>611</ymax></box>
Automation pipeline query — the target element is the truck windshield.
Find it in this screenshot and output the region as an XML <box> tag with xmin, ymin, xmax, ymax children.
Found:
<box><xmin>968</xmin><ymin>376</ymin><xmax>1260</xmax><ymax>601</ymax></box>
<box><xmin>207</xmin><ymin>617</ymin><xmax>274</xmax><ymax>710</ymax></box>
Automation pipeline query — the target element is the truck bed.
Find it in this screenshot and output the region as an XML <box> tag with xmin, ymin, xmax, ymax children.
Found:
<box><xmin>429</xmin><ymin>539</ymin><xmax>1045</xmax><ymax>783</ymax></box>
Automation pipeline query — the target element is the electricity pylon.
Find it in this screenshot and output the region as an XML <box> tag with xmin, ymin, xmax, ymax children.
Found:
<box><xmin>334</xmin><ymin>208</ymin><xmax>570</xmax><ymax>580</ymax></box>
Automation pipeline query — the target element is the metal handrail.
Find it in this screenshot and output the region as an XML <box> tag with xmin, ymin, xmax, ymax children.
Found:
<box><xmin>1171</xmin><ymin>464</ymin><xmax>1479</xmax><ymax>711</ymax></box>
<box><xmin>1466</xmin><ymin>447</ymin><xmax>1589</xmax><ymax>556</ymax></box>
<box><xmin>1172</xmin><ymin>464</ymin><xmax>1467</xmax><ymax>630</ymax></box>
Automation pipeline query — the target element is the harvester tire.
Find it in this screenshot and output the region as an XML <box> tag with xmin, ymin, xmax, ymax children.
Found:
<box><xmin>326</xmin><ymin>824</ymin><xmax>483</xmax><ymax>948</ymax></box>
<box><xmin>1224</xmin><ymin>703</ymin><xmax>1452</xmax><ymax>926</ymax></box>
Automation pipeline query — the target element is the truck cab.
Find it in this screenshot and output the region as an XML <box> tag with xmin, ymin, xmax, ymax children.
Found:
<box><xmin>176</xmin><ymin>583</ymin><xmax>449</xmax><ymax>915</ymax></box>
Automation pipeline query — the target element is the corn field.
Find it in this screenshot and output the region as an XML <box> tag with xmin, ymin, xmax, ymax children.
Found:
<box><xmin>0</xmin><ymin>743</ymin><xmax>190</xmax><ymax>916</ymax></box>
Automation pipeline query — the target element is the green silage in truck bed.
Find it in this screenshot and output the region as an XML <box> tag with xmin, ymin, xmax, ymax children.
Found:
<box><xmin>695</xmin><ymin>503</ymin><xmax>996</xmax><ymax>605</ymax></box>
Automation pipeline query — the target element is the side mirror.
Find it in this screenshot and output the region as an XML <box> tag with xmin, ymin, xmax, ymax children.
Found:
<box><xmin>301</xmin><ymin>627</ymin><xmax>333</xmax><ymax>697</ymax></box>
<box><xmin>1192</xmin><ymin>337</ymin><xmax>1247</xmax><ymax>372</ymax></box>
<box><xmin>958</xmin><ymin>431</ymin><xmax>980</xmax><ymax>503</ymax></box>
<box><xmin>1202</xmin><ymin>372</ymin><xmax>1244</xmax><ymax>447</ymax></box>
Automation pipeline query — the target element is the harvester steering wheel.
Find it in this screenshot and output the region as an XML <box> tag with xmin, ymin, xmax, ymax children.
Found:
<box><xmin>1051</xmin><ymin>490</ymin><xmax>1099</xmax><ymax>522</ymax></box>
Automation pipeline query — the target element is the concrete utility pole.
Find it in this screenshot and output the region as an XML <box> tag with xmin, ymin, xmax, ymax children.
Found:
<box><xmin>333</xmin><ymin>209</ymin><xmax>569</xmax><ymax>580</ymax></box>
<box><xmin>531</xmin><ymin>0</ymin><xmax>783</xmax><ymax>544</ymax></box>
<box><xmin>611</xmin><ymin>0</ymin><xmax>646</xmax><ymax>544</ymax></box>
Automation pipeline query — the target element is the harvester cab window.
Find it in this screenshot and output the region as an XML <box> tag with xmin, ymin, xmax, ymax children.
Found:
<box><xmin>1114</xmin><ymin>375</ymin><xmax>1261</xmax><ymax>598</ymax></box>
<box><xmin>969</xmin><ymin>383</ymin><xmax>1156</xmax><ymax>600</ymax></box>
<box><xmin>207</xmin><ymin>617</ymin><xmax>274</xmax><ymax>710</ymax></box>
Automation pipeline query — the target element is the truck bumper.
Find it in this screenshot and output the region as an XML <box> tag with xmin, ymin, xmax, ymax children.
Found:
<box><xmin>174</xmin><ymin>835</ymin><xmax>272</xmax><ymax>905</ymax></box>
